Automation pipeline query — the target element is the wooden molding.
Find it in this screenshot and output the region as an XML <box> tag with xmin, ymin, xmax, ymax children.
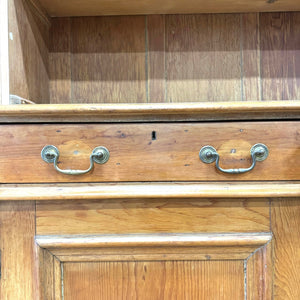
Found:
<box><xmin>36</xmin><ymin>232</ymin><xmax>272</xmax><ymax>262</ymax></box>
<box><xmin>36</xmin><ymin>232</ymin><xmax>272</xmax><ymax>249</ymax></box>
<box><xmin>0</xmin><ymin>101</ymin><xmax>299</xmax><ymax>122</ymax></box>
<box><xmin>1</xmin><ymin>182</ymin><xmax>299</xmax><ymax>201</ymax></box>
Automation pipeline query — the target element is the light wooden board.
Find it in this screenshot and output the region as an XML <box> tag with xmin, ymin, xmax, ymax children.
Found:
<box><xmin>272</xmin><ymin>198</ymin><xmax>300</xmax><ymax>299</ymax></box>
<box><xmin>49</xmin><ymin>18</ymin><xmax>71</xmax><ymax>103</ymax></box>
<box><xmin>260</xmin><ymin>13</ymin><xmax>300</xmax><ymax>100</ymax></box>
<box><xmin>48</xmin><ymin>12</ymin><xmax>299</xmax><ymax>104</ymax></box>
<box><xmin>34</xmin><ymin>0</ymin><xmax>300</xmax><ymax>17</ymax></box>
<box><xmin>71</xmin><ymin>16</ymin><xmax>147</xmax><ymax>103</ymax></box>
<box><xmin>1</xmin><ymin>102</ymin><xmax>300</xmax><ymax>122</ymax></box>
<box><xmin>0</xmin><ymin>201</ymin><xmax>38</xmax><ymax>299</ymax></box>
<box><xmin>166</xmin><ymin>14</ymin><xmax>242</xmax><ymax>102</ymax></box>
<box><xmin>246</xmin><ymin>243</ymin><xmax>272</xmax><ymax>299</ymax></box>
<box><xmin>63</xmin><ymin>260</ymin><xmax>244</xmax><ymax>299</ymax></box>
<box><xmin>1</xmin><ymin>182</ymin><xmax>299</xmax><ymax>201</ymax></box>
<box><xmin>0</xmin><ymin>122</ymin><xmax>299</xmax><ymax>182</ymax></box>
<box><xmin>36</xmin><ymin>198</ymin><xmax>270</xmax><ymax>235</ymax></box>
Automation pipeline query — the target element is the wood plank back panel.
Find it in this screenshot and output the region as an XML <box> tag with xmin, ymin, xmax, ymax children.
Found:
<box><xmin>166</xmin><ymin>14</ymin><xmax>242</xmax><ymax>102</ymax></box>
<box><xmin>71</xmin><ymin>16</ymin><xmax>147</xmax><ymax>103</ymax></box>
<box><xmin>36</xmin><ymin>198</ymin><xmax>270</xmax><ymax>235</ymax></box>
<box><xmin>63</xmin><ymin>260</ymin><xmax>244</xmax><ymax>300</ymax></box>
<box><xmin>49</xmin><ymin>17</ymin><xmax>72</xmax><ymax>103</ymax></box>
<box><xmin>260</xmin><ymin>13</ymin><xmax>300</xmax><ymax>100</ymax></box>
<box><xmin>0</xmin><ymin>122</ymin><xmax>299</xmax><ymax>182</ymax></box>
<box><xmin>49</xmin><ymin>12</ymin><xmax>299</xmax><ymax>104</ymax></box>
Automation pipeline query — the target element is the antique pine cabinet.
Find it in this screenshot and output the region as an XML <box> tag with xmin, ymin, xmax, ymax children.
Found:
<box><xmin>0</xmin><ymin>0</ymin><xmax>300</xmax><ymax>299</ymax></box>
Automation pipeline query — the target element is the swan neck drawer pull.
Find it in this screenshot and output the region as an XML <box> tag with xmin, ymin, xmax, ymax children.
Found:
<box><xmin>199</xmin><ymin>143</ymin><xmax>268</xmax><ymax>174</ymax></box>
<box><xmin>41</xmin><ymin>145</ymin><xmax>110</xmax><ymax>175</ymax></box>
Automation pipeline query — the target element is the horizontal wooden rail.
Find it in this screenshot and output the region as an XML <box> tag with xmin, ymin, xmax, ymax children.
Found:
<box><xmin>1</xmin><ymin>101</ymin><xmax>300</xmax><ymax>122</ymax></box>
<box><xmin>1</xmin><ymin>182</ymin><xmax>299</xmax><ymax>200</ymax></box>
<box><xmin>36</xmin><ymin>232</ymin><xmax>272</xmax><ymax>249</ymax></box>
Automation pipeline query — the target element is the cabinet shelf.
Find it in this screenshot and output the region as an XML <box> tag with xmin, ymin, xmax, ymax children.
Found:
<box><xmin>32</xmin><ymin>0</ymin><xmax>300</xmax><ymax>17</ymax></box>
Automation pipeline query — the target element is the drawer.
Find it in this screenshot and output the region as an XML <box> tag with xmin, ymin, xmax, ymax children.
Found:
<box><xmin>0</xmin><ymin>121</ymin><xmax>299</xmax><ymax>183</ymax></box>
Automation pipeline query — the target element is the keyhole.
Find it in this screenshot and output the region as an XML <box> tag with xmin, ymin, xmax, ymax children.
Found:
<box><xmin>152</xmin><ymin>131</ymin><xmax>157</xmax><ymax>140</ymax></box>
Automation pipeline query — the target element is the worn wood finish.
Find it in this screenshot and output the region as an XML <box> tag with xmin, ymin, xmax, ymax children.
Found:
<box><xmin>38</xmin><ymin>247</ymin><xmax>55</xmax><ymax>300</ymax></box>
<box><xmin>272</xmin><ymin>198</ymin><xmax>300</xmax><ymax>299</ymax></box>
<box><xmin>0</xmin><ymin>0</ymin><xmax>9</xmax><ymax>105</ymax></box>
<box><xmin>49</xmin><ymin>18</ymin><xmax>71</xmax><ymax>104</ymax></box>
<box><xmin>1</xmin><ymin>182</ymin><xmax>299</xmax><ymax>201</ymax></box>
<box><xmin>47</xmin><ymin>12</ymin><xmax>299</xmax><ymax>104</ymax></box>
<box><xmin>38</xmin><ymin>247</ymin><xmax>63</xmax><ymax>300</ymax></box>
<box><xmin>36</xmin><ymin>198</ymin><xmax>270</xmax><ymax>235</ymax></box>
<box><xmin>147</xmin><ymin>15</ymin><xmax>165</xmax><ymax>103</ymax></box>
<box><xmin>63</xmin><ymin>260</ymin><xmax>244</xmax><ymax>299</ymax></box>
<box><xmin>0</xmin><ymin>201</ymin><xmax>37</xmax><ymax>299</ymax></box>
<box><xmin>71</xmin><ymin>16</ymin><xmax>147</xmax><ymax>103</ymax></box>
<box><xmin>246</xmin><ymin>243</ymin><xmax>272</xmax><ymax>299</ymax></box>
<box><xmin>0</xmin><ymin>122</ymin><xmax>299</xmax><ymax>182</ymax></box>
<box><xmin>33</xmin><ymin>0</ymin><xmax>300</xmax><ymax>17</ymax></box>
<box><xmin>242</xmin><ymin>13</ymin><xmax>261</xmax><ymax>101</ymax></box>
<box><xmin>8</xmin><ymin>0</ymin><xmax>50</xmax><ymax>103</ymax></box>
<box><xmin>166</xmin><ymin>14</ymin><xmax>241</xmax><ymax>102</ymax></box>
<box><xmin>261</xmin><ymin>13</ymin><xmax>300</xmax><ymax>100</ymax></box>
<box><xmin>36</xmin><ymin>233</ymin><xmax>272</xmax><ymax>249</ymax></box>
<box><xmin>1</xmin><ymin>102</ymin><xmax>299</xmax><ymax>122</ymax></box>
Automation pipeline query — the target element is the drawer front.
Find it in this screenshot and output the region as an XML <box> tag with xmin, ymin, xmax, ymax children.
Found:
<box><xmin>0</xmin><ymin>121</ymin><xmax>299</xmax><ymax>183</ymax></box>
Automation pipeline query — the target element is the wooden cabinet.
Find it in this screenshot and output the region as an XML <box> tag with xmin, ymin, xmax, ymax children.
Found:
<box><xmin>0</xmin><ymin>107</ymin><xmax>300</xmax><ymax>299</ymax></box>
<box><xmin>0</xmin><ymin>0</ymin><xmax>300</xmax><ymax>299</ymax></box>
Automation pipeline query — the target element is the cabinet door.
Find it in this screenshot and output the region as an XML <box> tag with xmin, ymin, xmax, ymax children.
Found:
<box><xmin>36</xmin><ymin>198</ymin><xmax>272</xmax><ymax>299</ymax></box>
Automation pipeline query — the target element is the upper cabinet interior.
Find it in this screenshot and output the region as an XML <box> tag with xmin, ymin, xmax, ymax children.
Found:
<box><xmin>5</xmin><ymin>0</ymin><xmax>300</xmax><ymax>104</ymax></box>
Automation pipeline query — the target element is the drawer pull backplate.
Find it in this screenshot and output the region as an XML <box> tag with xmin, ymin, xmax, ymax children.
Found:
<box><xmin>41</xmin><ymin>145</ymin><xmax>110</xmax><ymax>175</ymax></box>
<box><xmin>199</xmin><ymin>143</ymin><xmax>268</xmax><ymax>174</ymax></box>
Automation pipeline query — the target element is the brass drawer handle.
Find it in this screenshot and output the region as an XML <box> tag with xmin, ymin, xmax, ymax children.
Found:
<box><xmin>199</xmin><ymin>143</ymin><xmax>268</xmax><ymax>174</ymax></box>
<box><xmin>41</xmin><ymin>145</ymin><xmax>110</xmax><ymax>175</ymax></box>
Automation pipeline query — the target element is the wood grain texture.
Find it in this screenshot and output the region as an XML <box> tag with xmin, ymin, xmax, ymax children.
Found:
<box><xmin>241</xmin><ymin>13</ymin><xmax>261</xmax><ymax>101</ymax></box>
<box><xmin>166</xmin><ymin>14</ymin><xmax>241</xmax><ymax>102</ymax></box>
<box><xmin>0</xmin><ymin>122</ymin><xmax>299</xmax><ymax>182</ymax></box>
<box><xmin>272</xmin><ymin>198</ymin><xmax>300</xmax><ymax>299</ymax></box>
<box><xmin>33</xmin><ymin>0</ymin><xmax>300</xmax><ymax>17</ymax></box>
<box><xmin>246</xmin><ymin>243</ymin><xmax>272</xmax><ymax>300</ymax></box>
<box><xmin>8</xmin><ymin>0</ymin><xmax>50</xmax><ymax>103</ymax></box>
<box><xmin>38</xmin><ymin>247</ymin><xmax>55</xmax><ymax>300</ymax></box>
<box><xmin>260</xmin><ymin>12</ymin><xmax>300</xmax><ymax>100</ymax></box>
<box><xmin>2</xmin><ymin>182</ymin><xmax>299</xmax><ymax>201</ymax></box>
<box><xmin>0</xmin><ymin>0</ymin><xmax>9</xmax><ymax>105</ymax></box>
<box><xmin>36</xmin><ymin>198</ymin><xmax>270</xmax><ymax>235</ymax></box>
<box><xmin>38</xmin><ymin>250</ymin><xmax>63</xmax><ymax>300</ymax></box>
<box><xmin>0</xmin><ymin>201</ymin><xmax>38</xmax><ymax>299</ymax></box>
<box><xmin>63</xmin><ymin>260</ymin><xmax>244</xmax><ymax>300</ymax></box>
<box><xmin>49</xmin><ymin>18</ymin><xmax>71</xmax><ymax>103</ymax></box>
<box><xmin>46</xmin><ymin>12</ymin><xmax>300</xmax><ymax>104</ymax></box>
<box><xmin>35</xmin><ymin>232</ymin><xmax>272</xmax><ymax>261</ymax></box>
<box><xmin>147</xmin><ymin>15</ymin><xmax>165</xmax><ymax>103</ymax></box>
<box><xmin>71</xmin><ymin>16</ymin><xmax>147</xmax><ymax>103</ymax></box>
<box><xmin>1</xmin><ymin>102</ymin><xmax>300</xmax><ymax>122</ymax></box>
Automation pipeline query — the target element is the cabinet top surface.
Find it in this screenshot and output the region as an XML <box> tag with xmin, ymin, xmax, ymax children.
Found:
<box><xmin>0</xmin><ymin>101</ymin><xmax>299</xmax><ymax>123</ymax></box>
